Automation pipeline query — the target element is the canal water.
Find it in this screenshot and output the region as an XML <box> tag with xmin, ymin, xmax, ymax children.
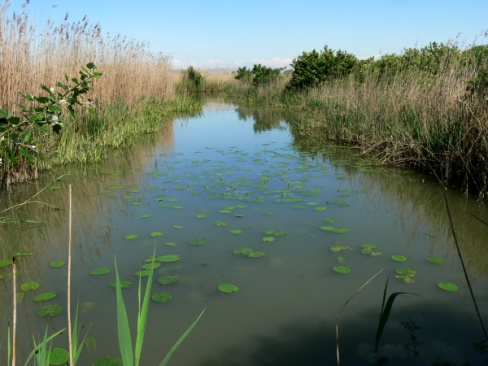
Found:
<box><xmin>0</xmin><ymin>98</ymin><xmax>487</xmax><ymax>365</ymax></box>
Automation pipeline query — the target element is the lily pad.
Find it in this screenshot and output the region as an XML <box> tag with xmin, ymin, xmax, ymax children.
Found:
<box><xmin>337</xmin><ymin>255</ymin><xmax>346</xmax><ymax>264</ymax></box>
<box><xmin>151</xmin><ymin>292</ymin><xmax>173</xmax><ymax>303</ymax></box>
<box><xmin>34</xmin><ymin>292</ymin><xmax>57</xmax><ymax>302</ymax></box>
<box><xmin>427</xmin><ymin>257</ymin><xmax>444</xmax><ymax>265</ymax></box>
<box><xmin>150</xmin><ymin>231</ymin><xmax>163</xmax><ymax>237</ymax></box>
<box><xmin>140</xmin><ymin>214</ymin><xmax>152</xmax><ymax>218</ymax></box>
<box><xmin>438</xmin><ymin>282</ymin><xmax>459</xmax><ymax>292</ymax></box>
<box><xmin>157</xmin><ymin>255</ymin><xmax>181</xmax><ymax>263</ymax></box>
<box><xmin>0</xmin><ymin>259</ymin><xmax>13</xmax><ymax>267</ymax></box>
<box><xmin>142</xmin><ymin>262</ymin><xmax>161</xmax><ymax>270</ymax></box>
<box><xmin>262</xmin><ymin>236</ymin><xmax>275</xmax><ymax>243</ymax></box>
<box><xmin>332</xmin><ymin>266</ymin><xmax>351</xmax><ymax>274</ymax></box>
<box><xmin>392</xmin><ymin>255</ymin><xmax>407</xmax><ymax>263</ymax></box>
<box><xmin>248</xmin><ymin>251</ymin><xmax>266</xmax><ymax>258</ymax></box>
<box><xmin>157</xmin><ymin>275</ymin><xmax>180</xmax><ymax>285</ymax></box>
<box><xmin>214</xmin><ymin>221</ymin><xmax>228</xmax><ymax>227</ymax></box>
<box><xmin>320</xmin><ymin>226</ymin><xmax>349</xmax><ymax>234</ymax></box>
<box><xmin>50</xmin><ymin>261</ymin><xmax>65</xmax><ymax>268</ymax></box>
<box><xmin>189</xmin><ymin>238</ymin><xmax>207</xmax><ymax>246</ymax></box>
<box><xmin>230</xmin><ymin>229</ymin><xmax>242</xmax><ymax>235</ymax></box>
<box><xmin>330</xmin><ymin>245</ymin><xmax>353</xmax><ymax>253</ymax></box>
<box><xmin>47</xmin><ymin>348</ymin><xmax>70</xmax><ymax>365</ymax></box>
<box><xmin>90</xmin><ymin>268</ymin><xmax>111</xmax><ymax>275</ymax></box>
<box><xmin>38</xmin><ymin>304</ymin><xmax>63</xmax><ymax>317</ymax></box>
<box><xmin>196</xmin><ymin>214</ymin><xmax>206</xmax><ymax>219</ymax></box>
<box><xmin>108</xmin><ymin>280</ymin><xmax>133</xmax><ymax>289</ymax></box>
<box><xmin>21</xmin><ymin>281</ymin><xmax>39</xmax><ymax>291</ymax></box>
<box><xmin>135</xmin><ymin>270</ymin><xmax>152</xmax><ymax>277</ymax></box>
<box><xmin>124</xmin><ymin>234</ymin><xmax>138</xmax><ymax>240</ymax></box>
<box><xmin>218</xmin><ymin>283</ymin><xmax>239</xmax><ymax>293</ymax></box>
<box><xmin>233</xmin><ymin>247</ymin><xmax>254</xmax><ymax>256</ymax></box>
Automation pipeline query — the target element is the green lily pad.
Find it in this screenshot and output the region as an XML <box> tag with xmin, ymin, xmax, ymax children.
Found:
<box><xmin>157</xmin><ymin>255</ymin><xmax>181</xmax><ymax>263</ymax></box>
<box><xmin>140</xmin><ymin>214</ymin><xmax>152</xmax><ymax>218</ymax></box>
<box><xmin>157</xmin><ymin>275</ymin><xmax>180</xmax><ymax>285</ymax></box>
<box><xmin>330</xmin><ymin>245</ymin><xmax>353</xmax><ymax>253</ymax></box>
<box><xmin>34</xmin><ymin>292</ymin><xmax>57</xmax><ymax>302</ymax></box>
<box><xmin>314</xmin><ymin>206</ymin><xmax>328</xmax><ymax>211</ymax></box>
<box><xmin>233</xmin><ymin>247</ymin><xmax>254</xmax><ymax>256</ymax></box>
<box><xmin>132</xmin><ymin>201</ymin><xmax>143</xmax><ymax>206</ymax></box>
<box><xmin>248</xmin><ymin>251</ymin><xmax>266</xmax><ymax>258</ymax></box>
<box><xmin>151</xmin><ymin>292</ymin><xmax>173</xmax><ymax>303</ymax></box>
<box><xmin>0</xmin><ymin>259</ymin><xmax>13</xmax><ymax>267</ymax></box>
<box><xmin>337</xmin><ymin>255</ymin><xmax>346</xmax><ymax>264</ymax></box>
<box><xmin>438</xmin><ymin>282</ymin><xmax>459</xmax><ymax>292</ymax></box>
<box><xmin>50</xmin><ymin>261</ymin><xmax>65</xmax><ymax>268</ymax></box>
<box><xmin>332</xmin><ymin>266</ymin><xmax>351</xmax><ymax>274</ymax></box>
<box><xmin>14</xmin><ymin>252</ymin><xmax>33</xmax><ymax>258</ymax></box>
<box><xmin>21</xmin><ymin>281</ymin><xmax>39</xmax><ymax>291</ymax></box>
<box><xmin>230</xmin><ymin>229</ymin><xmax>242</xmax><ymax>235</ymax></box>
<box><xmin>47</xmin><ymin>348</ymin><xmax>70</xmax><ymax>365</ymax></box>
<box><xmin>189</xmin><ymin>238</ymin><xmax>207</xmax><ymax>246</ymax></box>
<box><xmin>262</xmin><ymin>236</ymin><xmax>275</xmax><ymax>242</ymax></box>
<box><xmin>108</xmin><ymin>280</ymin><xmax>133</xmax><ymax>288</ymax></box>
<box><xmin>150</xmin><ymin>231</ymin><xmax>163</xmax><ymax>237</ymax></box>
<box><xmin>142</xmin><ymin>262</ymin><xmax>161</xmax><ymax>270</ymax></box>
<box><xmin>124</xmin><ymin>234</ymin><xmax>138</xmax><ymax>240</ymax></box>
<box><xmin>320</xmin><ymin>226</ymin><xmax>349</xmax><ymax>233</ymax></box>
<box><xmin>90</xmin><ymin>268</ymin><xmax>111</xmax><ymax>275</ymax></box>
<box><xmin>196</xmin><ymin>214</ymin><xmax>206</xmax><ymax>219</ymax></box>
<box><xmin>218</xmin><ymin>283</ymin><xmax>239</xmax><ymax>293</ymax></box>
<box><xmin>135</xmin><ymin>270</ymin><xmax>152</xmax><ymax>277</ymax></box>
<box><xmin>38</xmin><ymin>304</ymin><xmax>63</xmax><ymax>317</ymax></box>
<box><xmin>392</xmin><ymin>255</ymin><xmax>407</xmax><ymax>263</ymax></box>
<box><xmin>173</xmin><ymin>225</ymin><xmax>183</xmax><ymax>229</ymax></box>
<box><xmin>427</xmin><ymin>257</ymin><xmax>444</xmax><ymax>265</ymax></box>
<box><xmin>214</xmin><ymin>221</ymin><xmax>228</xmax><ymax>227</ymax></box>
<box><xmin>165</xmin><ymin>242</ymin><xmax>178</xmax><ymax>247</ymax></box>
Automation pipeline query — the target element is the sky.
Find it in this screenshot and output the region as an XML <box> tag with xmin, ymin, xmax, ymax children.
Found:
<box><xmin>6</xmin><ymin>0</ymin><xmax>488</xmax><ymax>70</ymax></box>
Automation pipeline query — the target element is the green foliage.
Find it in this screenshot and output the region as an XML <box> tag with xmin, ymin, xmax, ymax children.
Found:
<box><xmin>0</xmin><ymin>63</ymin><xmax>101</xmax><ymax>187</ymax></box>
<box><xmin>180</xmin><ymin>66</ymin><xmax>205</xmax><ymax>91</ymax></box>
<box><xmin>286</xmin><ymin>46</ymin><xmax>358</xmax><ymax>90</ymax></box>
<box><xmin>235</xmin><ymin>64</ymin><xmax>284</xmax><ymax>87</ymax></box>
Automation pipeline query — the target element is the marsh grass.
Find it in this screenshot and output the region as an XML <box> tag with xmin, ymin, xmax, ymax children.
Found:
<box><xmin>227</xmin><ymin>48</ymin><xmax>488</xmax><ymax>198</ymax></box>
<box><xmin>0</xmin><ymin>2</ymin><xmax>202</xmax><ymax>184</ymax></box>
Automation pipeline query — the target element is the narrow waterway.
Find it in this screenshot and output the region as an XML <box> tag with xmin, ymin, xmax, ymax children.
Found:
<box><xmin>0</xmin><ymin>98</ymin><xmax>487</xmax><ymax>365</ymax></box>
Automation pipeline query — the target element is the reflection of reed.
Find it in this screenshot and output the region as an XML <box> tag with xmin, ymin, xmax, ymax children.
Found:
<box><xmin>0</xmin><ymin>120</ymin><xmax>176</xmax><ymax>356</ymax></box>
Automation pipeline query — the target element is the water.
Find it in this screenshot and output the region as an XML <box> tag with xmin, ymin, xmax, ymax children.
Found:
<box><xmin>0</xmin><ymin>99</ymin><xmax>487</xmax><ymax>365</ymax></box>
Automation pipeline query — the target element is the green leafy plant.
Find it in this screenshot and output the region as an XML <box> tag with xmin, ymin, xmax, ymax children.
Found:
<box><xmin>0</xmin><ymin>63</ymin><xmax>101</xmax><ymax>188</ymax></box>
<box><xmin>113</xmin><ymin>252</ymin><xmax>205</xmax><ymax>365</ymax></box>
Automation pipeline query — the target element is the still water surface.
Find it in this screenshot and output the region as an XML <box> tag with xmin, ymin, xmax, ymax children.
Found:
<box><xmin>0</xmin><ymin>99</ymin><xmax>487</xmax><ymax>365</ymax></box>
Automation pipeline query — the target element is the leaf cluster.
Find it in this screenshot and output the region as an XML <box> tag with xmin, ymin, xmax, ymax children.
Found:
<box><xmin>235</xmin><ymin>64</ymin><xmax>284</xmax><ymax>87</ymax></box>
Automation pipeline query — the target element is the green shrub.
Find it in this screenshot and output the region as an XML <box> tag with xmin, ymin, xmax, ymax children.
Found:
<box><xmin>235</xmin><ymin>64</ymin><xmax>284</xmax><ymax>87</ymax></box>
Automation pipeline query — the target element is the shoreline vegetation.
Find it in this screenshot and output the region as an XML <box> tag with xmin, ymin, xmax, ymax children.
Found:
<box><xmin>183</xmin><ymin>43</ymin><xmax>488</xmax><ymax>200</ymax></box>
<box><xmin>0</xmin><ymin>2</ymin><xmax>202</xmax><ymax>189</ymax></box>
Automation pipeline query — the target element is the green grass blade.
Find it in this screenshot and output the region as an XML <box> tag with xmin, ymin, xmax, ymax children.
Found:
<box><xmin>7</xmin><ymin>321</ymin><xmax>11</xmax><ymax>365</ymax></box>
<box><xmin>72</xmin><ymin>302</ymin><xmax>90</xmax><ymax>363</ymax></box>
<box><xmin>375</xmin><ymin>291</ymin><xmax>415</xmax><ymax>353</ymax></box>
<box><xmin>115</xmin><ymin>258</ymin><xmax>134</xmax><ymax>365</ymax></box>
<box><xmin>134</xmin><ymin>248</ymin><xmax>156</xmax><ymax>365</ymax></box>
<box><xmin>159</xmin><ymin>308</ymin><xmax>206</xmax><ymax>366</ymax></box>
<box><xmin>24</xmin><ymin>327</ymin><xmax>64</xmax><ymax>366</ymax></box>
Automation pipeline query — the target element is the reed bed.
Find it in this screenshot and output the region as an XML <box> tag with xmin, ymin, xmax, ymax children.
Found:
<box><xmin>228</xmin><ymin>49</ymin><xmax>488</xmax><ymax>198</ymax></box>
<box><xmin>1</xmin><ymin>1</ymin><xmax>201</xmax><ymax>186</ymax></box>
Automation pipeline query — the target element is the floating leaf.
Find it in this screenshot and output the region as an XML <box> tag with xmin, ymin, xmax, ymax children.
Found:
<box><xmin>427</xmin><ymin>257</ymin><xmax>444</xmax><ymax>265</ymax></box>
<box><xmin>189</xmin><ymin>238</ymin><xmax>207</xmax><ymax>246</ymax></box>
<box><xmin>150</xmin><ymin>231</ymin><xmax>163</xmax><ymax>237</ymax></box>
<box><xmin>248</xmin><ymin>251</ymin><xmax>266</xmax><ymax>258</ymax></box>
<box><xmin>50</xmin><ymin>261</ymin><xmax>65</xmax><ymax>268</ymax></box>
<box><xmin>38</xmin><ymin>304</ymin><xmax>62</xmax><ymax>317</ymax></box>
<box><xmin>333</xmin><ymin>266</ymin><xmax>351</xmax><ymax>274</ymax></box>
<box><xmin>392</xmin><ymin>255</ymin><xmax>407</xmax><ymax>263</ymax></box>
<box><xmin>330</xmin><ymin>245</ymin><xmax>353</xmax><ymax>253</ymax></box>
<box><xmin>124</xmin><ymin>234</ymin><xmax>138</xmax><ymax>240</ymax></box>
<box><xmin>196</xmin><ymin>214</ymin><xmax>206</xmax><ymax>219</ymax></box>
<box><xmin>214</xmin><ymin>221</ymin><xmax>228</xmax><ymax>227</ymax></box>
<box><xmin>218</xmin><ymin>283</ymin><xmax>239</xmax><ymax>293</ymax></box>
<box><xmin>320</xmin><ymin>226</ymin><xmax>349</xmax><ymax>233</ymax></box>
<box><xmin>90</xmin><ymin>268</ymin><xmax>111</xmax><ymax>275</ymax></box>
<box><xmin>157</xmin><ymin>275</ymin><xmax>180</xmax><ymax>285</ymax></box>
<box><xmin>165</xmin><ymin>242</ymin><xmax>178</xmax><ymax>247</ymax></box>
<box><xmin>157</xmin><ymin>255</ymin><xmax>181</xmax><ymax>263</ymax></box>
<box><xmin>140</xmin><ymin>214</ymin><xmax>152</xmax><ymax>218</ymax></box>
<box><xmin>151</xmin><ymin>292</ymin><xmax>173</xmax><ymax>303</ymax></box>
<box><xmin>233</xmin><ymin>247</ymin><xmax>253</xmax><ymax>256</ymax></box>
<box><xmin>131</xmin><ymin>201</ymin><xmax>143</xmax><ymax>206</ymax></box>
<box><xmin>173</xmin><ymin>225</ymin><xmax>183</xmax><ymax>229</ymax></box>
<box><xmin>337</xmin><ymin>255</ymin><xmax>346</xmax><ymax>264</ymax></box>
<box><xmin>34</xmin><ymin>292</ymin><xmax>57</xmax><ymax>301</ymax></box>
<box><xmin>314</xmin><ymin>206</ymin><xmax>328</xmax><ymax>211</ymax></box>
<box><xmin>438</xmin><ymin>282</ymin><xmax>459</xmax><ymax>292</ymax></box>
<box><xmin>13</xmin><ymin>251</ymin><xmax>32</xmax><ymax>258</ymax></box>
<box><xmin>108</xmin><ymin>280</ymin><xmax>133</xmax><ymax>289</ymax></box>
<box><xmin>21</xmin><ymin>281</ymin><xmax>39</xmax><ymax>291</ymax></box>
<box><xmin>230</xmin><ymin>229</ymin><xmax>242</xmax><ymax>235</ymax></box>
<box><xmin>0</xmin><ymin>259</ymin><xmax>13</xmax><ymax>267</ymax></box>
<box><xmin>142</xmin><ymin>262</ymin><xmax>161</xmax><ymax>270</ymax></box>
<box><xmin>47</xmin><ymin>348</ymin><xmax>70</xmax><ymax>365</ymax></box>
<box><xmin>135</xmin><ymin>270</ymin><xmax>152</xmax><ymax>277</ymax></box>
<box><xmin>262</xmin><ymin>236</ymin><xmax>275</xmax><ymax>243</ymax></box>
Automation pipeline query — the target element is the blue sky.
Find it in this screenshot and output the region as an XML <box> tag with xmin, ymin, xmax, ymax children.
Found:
<box><xmin>7</xmin><ymin>0</ymin><xmax>488</xmax><ymax>70</ymax></box>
